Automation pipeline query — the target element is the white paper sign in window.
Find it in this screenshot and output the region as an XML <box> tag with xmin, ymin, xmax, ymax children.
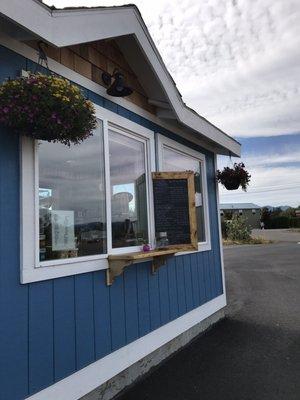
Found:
<box><xmin>51</xmin><ymin>210</ymin><xmax>76</xmax><ymax>252</ymax></box>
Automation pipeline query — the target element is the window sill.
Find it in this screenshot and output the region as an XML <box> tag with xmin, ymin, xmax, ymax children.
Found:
<box><xmin>175</xmin><ymin>242</ymin><xmax>212</xmax><ymax>256</ymax></box>
<box><xmin>21</xmin><ymin>257</ymin><xmax>108</xmax><ymax>284</ymax></box>
<box><xmin>21</xmin><ymin>244</ymin><xmax>213</xmax><ymax>284</ymax></box>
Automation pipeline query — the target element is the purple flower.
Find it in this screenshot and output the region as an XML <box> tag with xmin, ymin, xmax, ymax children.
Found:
<box><xmin>3</xmin><ymin>107</ymin><xmax>9</xmax><ymax>114</ymax></box>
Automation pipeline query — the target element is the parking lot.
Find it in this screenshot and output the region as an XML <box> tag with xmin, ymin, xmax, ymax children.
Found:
<box><xmin>118</xmin><ymin>242</ymin><xmax>300</xmax><ymax>400</ymax></box>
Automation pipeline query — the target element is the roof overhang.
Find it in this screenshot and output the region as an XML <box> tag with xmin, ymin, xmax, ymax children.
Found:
<box><xmin>0</xmin><ymin>0</ymin><xmax>241</xmax><ymax>156</ymax></box>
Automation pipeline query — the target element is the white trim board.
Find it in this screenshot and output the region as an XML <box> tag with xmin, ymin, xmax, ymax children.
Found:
<box><xmin>0</xmin><ymin>1</ymin><xmax>241</xmax><ymax>156</ymax></box>
<box><xmin>215</xmin><ymin>154</ymin><xmax>227</xmax><ymax>298</ymax></box>
<box><xmin>26</xmin><ymin>294</ymin><xmax>226</xmax><ymax>400</ymax></box>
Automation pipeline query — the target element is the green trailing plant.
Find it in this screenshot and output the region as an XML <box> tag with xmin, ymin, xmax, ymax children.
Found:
<box><xmin>0</xmin><ymin>73</ymin><xmax>97</xmax><ymax>146</ymax></box>
<box><xmin>217</xmin><ymin>162</ymin><xmax>251</xmax><ymax>191</ymax></box>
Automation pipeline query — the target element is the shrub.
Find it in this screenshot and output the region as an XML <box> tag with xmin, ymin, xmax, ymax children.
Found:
<box><xmin>225</xmin><ymin>215</ymin><xmax>251</xmax><ymax>241</ymax></box>
<box><xmin>290</xmin><ymin>218</ymin><xmax>300</xmax><ymax>228</ymax></box>
<box><xmin>267</xmin><ymin>216</ymin><xmax>291</xmax><ymax>229</ymax></box>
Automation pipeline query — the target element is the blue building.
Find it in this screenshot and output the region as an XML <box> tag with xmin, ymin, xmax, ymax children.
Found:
<box><xmin>0</xmin><ymin>1</ymin><xmax>241</xmax><ymax>399</ymax></box>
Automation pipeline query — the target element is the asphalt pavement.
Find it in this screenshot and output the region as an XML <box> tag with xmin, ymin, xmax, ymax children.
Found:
<box><xmin>117</xmin><ymin>242</ymin><xmax>300</xmax><ymax>400</ymax></box>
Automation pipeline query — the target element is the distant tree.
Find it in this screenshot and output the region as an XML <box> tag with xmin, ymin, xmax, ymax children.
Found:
<box><xmin>272</xmin><ymin>207</ymin><xmax>282</xmax><ymax>217</ymax></box>
<box><xmin>282</xmin><ymin>207</ymin><xmax>296</xmax><ymax>217</ymax></box>
<box><xmin>261</xmin><ymin>207</ymin><xmax>271</xmax><ymax>225</ymax></box>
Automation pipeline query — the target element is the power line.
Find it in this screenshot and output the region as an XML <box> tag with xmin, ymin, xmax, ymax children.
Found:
<box><xmin>221</xmin><ymin>185</ymin><xmax>300</xmax><ymax>195</ymax></box>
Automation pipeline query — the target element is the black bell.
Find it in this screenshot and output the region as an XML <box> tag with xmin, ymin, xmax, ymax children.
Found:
<box><xmin>102</xmin><ymin>71</ymin><xmax>133</xmax><ymax>98</ymax></box>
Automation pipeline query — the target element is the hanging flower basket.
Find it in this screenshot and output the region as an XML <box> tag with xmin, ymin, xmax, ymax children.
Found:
<box><xmin>217</xmin><ymin>162</ymin><xmax>251</xmax><ymax>191</ymax></box>
<box><xmin>0</xmin><ymin>73</ymin><xmax>97</xmax><ymax>146</ymax></box>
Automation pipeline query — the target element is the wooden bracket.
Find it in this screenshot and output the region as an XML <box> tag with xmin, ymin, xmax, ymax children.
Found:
<box><xmin>106</xmin><ymin>259</ymin><xmax>134</xmax><ymax>286</ymax></box>
<box><xmin>151</xmin><ymin>254</ymin><xmax>174</xmax><ymax>274</ymax></box>
<box><xmin>107</xmin><ymin>249</ymin><xmax>179</xmax><ymax>286</ymax></box>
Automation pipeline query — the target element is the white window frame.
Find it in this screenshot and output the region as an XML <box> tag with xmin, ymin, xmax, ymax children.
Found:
<box><xmin>106</xmin><ymin>121</ymin><xmax>155</xmax><ymax>256</ymax></box>
<box><xmin>156</xmin><ymin>134</ymin><xmax>211</xmax><ymax>253</ymax></box>
<box><xmin>20</xmin><ymin>104</ymin><xmax>155</xmax><ymax>283</ymax></box>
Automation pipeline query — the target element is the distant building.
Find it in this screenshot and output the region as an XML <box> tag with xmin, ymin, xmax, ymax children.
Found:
<box><xmin>220</xmin><ymin>203</ymin><xmax>261</xmax><ymax>229</ymax></box>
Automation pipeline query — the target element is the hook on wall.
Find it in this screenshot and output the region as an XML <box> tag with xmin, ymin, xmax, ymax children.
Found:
<box><xmin>35</xmin><ymin>41</ymin><xmax>49</xmax><ymax>72</ymax></box>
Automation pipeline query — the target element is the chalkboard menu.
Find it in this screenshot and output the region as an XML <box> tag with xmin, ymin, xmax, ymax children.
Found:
<box><xmin>152</xmin><ymin>172</ymin><xmax>198</xmax><ymax>251</ymax></box>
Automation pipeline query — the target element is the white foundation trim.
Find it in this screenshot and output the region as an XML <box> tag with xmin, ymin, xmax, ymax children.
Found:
<box><xmin>26</xmin><ymin>294</ymin><xmax>226</xmax><ymax>400</ymax></box>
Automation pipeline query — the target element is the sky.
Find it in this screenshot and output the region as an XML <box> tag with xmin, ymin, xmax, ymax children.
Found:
<box><xmin>44</xmin><ymin>0</ymin><xmax>300</xmax><ymax>207</ymax></box>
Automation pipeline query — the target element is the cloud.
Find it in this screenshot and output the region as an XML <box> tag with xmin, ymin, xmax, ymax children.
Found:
<box><xmin>44</xmin><ymin>0</ymin><xmax>300</xmax><ymax>206</ymax></box>
<box><xmin>219</xmin><ymin>165</ymin><xmax>300</xmax><ymax>207</ymax></box>
<box><xmin>237</xmin><ymin>151</ymin><xmax>300</xmax><ymax>168</ymax></box>
<box><xmin>145</xmin><ymin>0</ymin><xmax>300</xmax><ymax>138</ymax></box>
<box><xmin>217</xmin><ymin>146</ymin><xmax>300</xmax><ymax>207</ymax></box>
<box><xmin>46</xmin><ymin>0</ymin><xmax>300</xmax><ymax>138</ymax></box>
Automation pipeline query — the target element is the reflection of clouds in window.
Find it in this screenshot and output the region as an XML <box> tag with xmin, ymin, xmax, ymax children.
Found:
<box><xmin>113</xmin><ymin>183</ymin><xmax>136</xmax><ymax>213</ymax></box>
<box><xmin>163</xmin><ymin>147</ymin><xmax>199</xmax><ymax>173</ymax></box>
<box><xmin>38</xmin><ymin>121</ymin><xmax>106</xmax><ymax>261</ymax></box>
<box><xmin>109</xmin><ymin>129</ymin><xmax>148</xmax><ymax>248</ymax></box>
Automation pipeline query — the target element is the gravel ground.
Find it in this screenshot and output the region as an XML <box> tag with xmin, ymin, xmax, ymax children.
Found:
<box><xmin>252</xmin><ymin>228</ymin><xmax>300</xmax><ymax>243</ymax></box>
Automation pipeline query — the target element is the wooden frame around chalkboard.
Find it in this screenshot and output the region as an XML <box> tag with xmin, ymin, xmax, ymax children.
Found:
<box><xmin>152</xmin><ymin>171</ymin><xmax>198</xmax><ymax>251</ymax></box>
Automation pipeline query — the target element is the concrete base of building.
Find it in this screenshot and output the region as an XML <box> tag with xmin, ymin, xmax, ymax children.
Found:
<box><xmin>81</xmin><ymin>307</ymin><xmax>226</xmax><ymax>400</ymax></box>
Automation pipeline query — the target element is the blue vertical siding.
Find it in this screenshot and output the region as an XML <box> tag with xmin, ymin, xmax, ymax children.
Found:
<box><xmin>28</xmin><ymin>281</ymin><xmax>54</xmax><ymax>394</ymax></box>
<box><xmin>148</xmin><ymin>270</ymin><xmax>161</xmax><ymax>330</ymax></box>
<box><xmin>74</xmin><ymin>274</ymin><xmax>95</xmax><ymax>369</ymax></box>
<box><xmin>93</xmin><ymin>271</ymin><xmax>112</xmax><ymax>359</ymax></box>
<box><xmin>0</xmin><ymin>44</ymin><xmax>223</xmax><ymax>400</ymax></box>
<box><xmin>53</xmin><ymin>276</ymin><xmax>76</xmax><ymax>381</ymax></box>
<box><xmin>124</xmin><ymin>266</ymin><xmax>139</xmax><ymax>342</ymax></box>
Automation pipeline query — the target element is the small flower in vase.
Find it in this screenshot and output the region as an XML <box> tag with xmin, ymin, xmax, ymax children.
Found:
<box><xmin>142</xmin><ymin>243</ymin><xmax>151</xmax><ymax>252</ymax></box>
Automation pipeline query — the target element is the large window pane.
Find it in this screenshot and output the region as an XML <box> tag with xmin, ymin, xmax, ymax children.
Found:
<box><xmin>39</xmin><ymin>122</ymin><xmax>106</xmax><ymax>262</ymax></box>
<box><xmin>109</xmin><ymin>130</ymin><xmax>148</xmax><ymax>248</ymax></box>
<box><xmin>163</xmin><ymin>146</ymin><xmax>206</xmax><ymax>243</ymax></box>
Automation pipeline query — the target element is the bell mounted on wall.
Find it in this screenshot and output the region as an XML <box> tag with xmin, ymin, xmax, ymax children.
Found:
<box><xmin>102</xmin><ymin>70</ymin><xmax>133</xmax><ymax>97</ymax></box>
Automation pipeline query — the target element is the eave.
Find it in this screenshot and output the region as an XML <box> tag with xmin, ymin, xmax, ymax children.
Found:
<box><xmin>0</xmin><ymin>0</ymin><xmax>241</xmax><ymax>156</ymax></box>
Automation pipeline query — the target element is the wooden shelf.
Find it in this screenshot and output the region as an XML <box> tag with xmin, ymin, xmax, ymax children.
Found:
<box><xmin>107</xmin><ymin>248</ymin><xmax>178</xmax><ymax>285</ymax></box>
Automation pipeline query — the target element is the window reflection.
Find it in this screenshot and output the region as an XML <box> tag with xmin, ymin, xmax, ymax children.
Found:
<box><xmin>109</xmin><ymin>130</ymin><xmax>148</xmax><ymax>248</ymax></box>
<box><xmin>39</xmin><ymin>122</ymin><xmax>106</xmax><ymax>262</ymax></box>
<box><xmin>163</xmin><ymin>146</ymin><xmax>206</xmax><ymax>243</ymax></box>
